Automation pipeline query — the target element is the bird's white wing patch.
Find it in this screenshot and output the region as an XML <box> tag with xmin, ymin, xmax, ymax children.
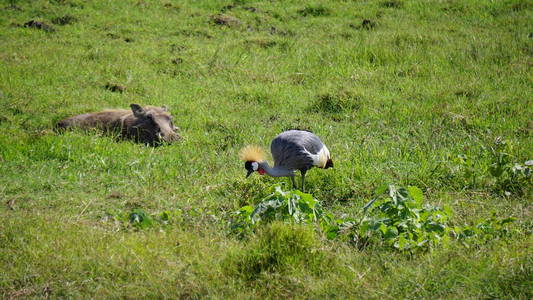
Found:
<box><xmin>317</xmin><ymin>146</ymin><xmax>330</xmax><ymax>168</ymax></box>
<box><xmin>304</xmin><ymin>145</ymin><xmax>330</xmax><ymax>168</ymax></box>
<box><xmin>307</xmin><ymin>151</ymin><xmax>320</xmax><ymax>166</ymax></box>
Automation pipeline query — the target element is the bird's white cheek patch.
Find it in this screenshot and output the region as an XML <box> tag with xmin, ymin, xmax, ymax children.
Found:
<box><xmin>251</xmin><ymin>162</ymin><xmax>259</xmax><ymax>171</ymax></box>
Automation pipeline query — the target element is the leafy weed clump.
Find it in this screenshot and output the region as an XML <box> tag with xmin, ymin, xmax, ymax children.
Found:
<box><xmin>223</xmin><ymin>222</ymin><xmax>331</xmax><ymax>281</ymax></box>
<box><xmin>488</xmin><ymin>138</ymin><xmax>532</xmax><ymax>196</ymax></box>
<box><xmin>107</xmin><ymin>208</ymin><xmax>184</xmax><ymax>230</ymax></box>
<box><xmin>297</xmin><ymin>4</ymin><xmax>331</xmax><ymax>17</ymax></box>
<box><xmin>381</xmin><ymin>0</ymin><xmax>404</xmax><ymax>9</ymax></box>
<box><xmin>231</xmin><ymin>185</ymin><xmax>327</xmax><ymax>237</ymax></box>
<box><xmin>348</xmin><ymin>185</ymin><xmax>453</xmax><ymax>252</ymax></box>
<box><xmin>437</xmin><ymin>138</ymin><xmax>531</xmax><ymax>194</ymax></box>
<box><xmin>324</xmin><ymin>185</ymin><xmax>517</xmax><ymax>252</ymax></box>
<box><xmin>232</xmin><ymin>185</ymin><xmax>517</xmax><ymax>253</ymax></box>
<box><xmin>454</xmin><ymin>213</ymin><xmax>517</xmax><ymax>247</ymax></box>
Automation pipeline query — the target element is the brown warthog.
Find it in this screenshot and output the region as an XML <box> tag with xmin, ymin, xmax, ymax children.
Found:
<box><xmin>57</xmin><ymin>104</ymin><xmax>181</xmax><ymax>145</ymax></box>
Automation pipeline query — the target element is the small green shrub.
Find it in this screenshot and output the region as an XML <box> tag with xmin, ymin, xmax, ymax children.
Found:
<box><xmin>128</xmin><ymin>208</ymin><xmax>154</xmax><ymax>229</ymax></box>
<box><xmin>352</xmin><ymin>185</ymin><xmax>454</xmax><ymax>252</ymax></box>
<box><xmin>327</xmin><ymin>185</ymin><xmax>517</xmax><ymax>252</ymax></box>
<box><xmin>440</xmin><ymin>138</ymin><xmax>531</xmax><ymax>194</ymax></box>
<box><xmin>231</xmin><ymin>185</ymin><xmax>327</xmax><ymax>237</ymax></box>
<box><xmin>437</xmin><ymin>153</ymin><xmax>481</xmax><ymax>190</ymax></box>
<box><xmin>488</xmin><ymin>138</ymin><xmax>532</xmax><ymax>196</ymax></box>
<box><xmin>109</xmin><ymin>208</ymin><xmax>184</xmax><ymax>230</ymax></box>
<box><xmin>454</xmin><ymin>213</ymin><xmax>517</xmax><ymax>247</ymax></box>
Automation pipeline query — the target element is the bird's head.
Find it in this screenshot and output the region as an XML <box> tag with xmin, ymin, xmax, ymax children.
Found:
<box><xmin>244</xmin><ymin>161</ymin><xmax>266</xmax><ymax>177</ymax></box>
<box><xmin>239</xmin><ymin>145</ymin><xmax>266</xmax><ymax>178</ymax></box>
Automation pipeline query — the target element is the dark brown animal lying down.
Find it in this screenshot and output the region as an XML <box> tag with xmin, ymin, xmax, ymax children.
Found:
<box><xmin>57</xmin><ymin>104</ymin><xmax>181</xmax><ymax>145</ymax></box>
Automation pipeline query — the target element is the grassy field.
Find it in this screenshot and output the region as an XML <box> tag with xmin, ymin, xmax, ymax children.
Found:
<box><xmin>1</xmin><ymin>0</ymin><xmax>532</xmax><ymax>298</ymax></box>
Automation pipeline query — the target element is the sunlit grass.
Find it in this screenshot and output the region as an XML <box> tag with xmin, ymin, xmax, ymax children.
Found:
<box><xmin>0</xmin><ymin>0</ymin><xmax>531</xmax><ymax>298</ymax></box>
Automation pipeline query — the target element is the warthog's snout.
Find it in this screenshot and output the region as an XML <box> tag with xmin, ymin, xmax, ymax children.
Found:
<box><xmin>157</xmin><ymin>129</ymin><xmax>181</xmax><ymax>144</ymax></box>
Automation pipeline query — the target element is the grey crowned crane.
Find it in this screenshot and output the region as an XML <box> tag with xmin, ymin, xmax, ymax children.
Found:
<box><xmin>239</xmin><ymin>130</ymin><xmax>333</xmax><ymax>192</ymax></box>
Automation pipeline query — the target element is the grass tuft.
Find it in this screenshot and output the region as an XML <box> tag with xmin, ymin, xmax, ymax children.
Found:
<box><xmin>309</xmin><ymin>89</ymin><xmax>363</xmax><ymax>117</ymax></box>
<box><xmin>223</xmin><ymin>222</ymin><xmax>332</xmax><ymax>281</ymax></box>
<box><xmin>297</xmin><ymin>4</ymin><xmax>332</xmax><ymax>17</ymax></box>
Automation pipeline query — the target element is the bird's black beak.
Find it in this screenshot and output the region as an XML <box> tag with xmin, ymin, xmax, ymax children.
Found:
<box><xmin>246</xmin><ymin>169</ymin><xmax>254</xmax><ymax>178</ymax></box>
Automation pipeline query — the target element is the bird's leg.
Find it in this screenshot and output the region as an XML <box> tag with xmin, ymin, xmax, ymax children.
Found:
<box><xmin>301</xmin><ymin>170</ymin><xmax>307</xmax><ymax>193</ymax></box>
<box><xmin>291</xmin><ymin>176</ymin><xmax>297</xmax><ymax>190</ymax></box>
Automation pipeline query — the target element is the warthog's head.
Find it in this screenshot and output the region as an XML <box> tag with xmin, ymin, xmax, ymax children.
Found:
<box><xmin>129</xmin><ymin>104</ymin><xmax>181</xmax><ymax>145</ymax></box>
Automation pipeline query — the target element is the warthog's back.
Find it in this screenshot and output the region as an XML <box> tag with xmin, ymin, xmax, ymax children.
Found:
<box><xmin>57</xmin><ymin>109</ymin><xmax>131</xmax><ymax>131</ymax></box>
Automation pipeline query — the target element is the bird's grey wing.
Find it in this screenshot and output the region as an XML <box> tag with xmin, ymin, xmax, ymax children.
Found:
<box><xmin>277</xmin><ymin>130</ymin><xmax>325</xmax><ymax>154</ymax></box>
<box><xmin>271</xmin><ymin>131</ymin><xmax>315</xmax><ymax>170</ymax></box>
<box><xmin>296</xmin><ymin>131</ymin><xmax>324</xmax><ymax>155</ymax></box>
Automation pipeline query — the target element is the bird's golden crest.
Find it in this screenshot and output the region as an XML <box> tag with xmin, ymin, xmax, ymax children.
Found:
<box><xmin>238</xmin><ymin>145</ymin><xmax>265</xmax><ymax>162</ymax></box>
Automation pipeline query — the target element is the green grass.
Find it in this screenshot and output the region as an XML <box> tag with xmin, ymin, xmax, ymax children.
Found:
<box><xmin>1</xmin><ymin>0</ymin><xmax>532</xmax><ymax>298</ymax></box>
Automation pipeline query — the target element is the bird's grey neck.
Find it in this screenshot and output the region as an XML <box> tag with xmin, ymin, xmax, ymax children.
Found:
<box><xmin>259</xmin><ymin>161</ymin><xmax>295</xmax><ymax>177</ymax></box>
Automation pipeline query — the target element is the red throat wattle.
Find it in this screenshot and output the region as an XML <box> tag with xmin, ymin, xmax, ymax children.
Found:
<box><xmin>258</xmin><ymin>168</ymin><xmax>266</xmax><ymax>175</ymax></box>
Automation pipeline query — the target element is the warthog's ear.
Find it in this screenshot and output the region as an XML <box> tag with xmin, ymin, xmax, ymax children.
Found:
<box><xmin>161</xmin><ymin>105</ymin><xmax>168</xmax><ymax>112</ymax></box>
<box><xmin>130</xmin><ymin>104</ymin><xmax>145</xmax><ymax>117</ymax></box>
